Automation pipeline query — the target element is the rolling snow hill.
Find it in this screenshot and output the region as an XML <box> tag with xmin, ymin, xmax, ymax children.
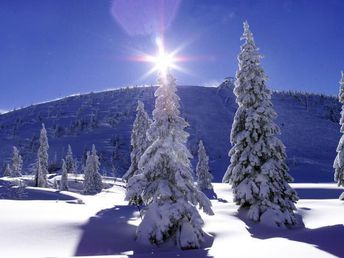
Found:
<box><xmin>0</xmin><ymin>81</ymin><xmax>340</xmax><ymax>182</ymax></box>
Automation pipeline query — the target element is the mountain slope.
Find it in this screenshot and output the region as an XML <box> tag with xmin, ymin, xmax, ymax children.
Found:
<box><xmin>0</xmin><ymin>82</ymin><xmax>340</xmax><ymax>182</ymax></box>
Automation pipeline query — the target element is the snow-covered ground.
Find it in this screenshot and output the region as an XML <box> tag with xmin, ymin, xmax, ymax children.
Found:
<box><xmin>0</xmin><ymin>180</ymin><xmax>343</xmax><ymax>258</ymax></box>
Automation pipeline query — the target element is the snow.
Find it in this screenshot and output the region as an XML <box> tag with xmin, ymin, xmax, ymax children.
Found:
<box><xmin>0</xmin><ymin>80</ymin><xmax>342</xmax><ymax>256</ymax></box>
<box><xmin>0</xmin><ymin>180</ymin><xmax>343</xmax><ymax>258</ymax></box>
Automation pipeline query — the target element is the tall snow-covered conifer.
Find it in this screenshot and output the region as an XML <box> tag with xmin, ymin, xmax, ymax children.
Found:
<box><xmin>126</xmin><ymin>71</ymin><xmax>213</xmax><ymax>249</ymax></box>
<box><xmin>60</xmin><ymin>159</ymin><xmax>68</xmax><ymax>191</ymax></box>
<box><xmin>83</xmin><ymin>145</ymin><xmax>103</xmax><ymax>194</ymax></box>
<box><xmin>196</xmin><ymin>140</ymin><xmax>213</xmax><ymax>191</ymax></box>
<box><xmin>35</xmin><ymin>124</ymin><xmax>49</xmax><ymax>187</ymax></box>
<box><xmin>11</xmin><ymin>146</ymin><xmax>23</xmax><ymax>177</ymax></box>
<box><xmin>222</xmin><ymin>21</ymin><xmax>298</xmax><ymax>227</ymax></box>
<box><xmin>123</xmin><ymin>100</ymin><xmax>151</xmax><ymax>183</ymax></box>
<box><xmin>334</xmin><ymin>71</ymin><xmax>344</xmax><ymax>187</ymax></box>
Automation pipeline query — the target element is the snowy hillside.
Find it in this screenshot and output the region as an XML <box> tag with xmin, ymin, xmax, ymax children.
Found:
<box><xmin>0</xmin><ymin>82</ymin><xmax>340</xmax><ymax>182</ymax></box>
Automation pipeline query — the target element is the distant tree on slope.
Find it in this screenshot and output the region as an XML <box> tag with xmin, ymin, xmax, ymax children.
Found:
<box><xmin>35</xmin><ymin>124</ymin><xmax>49</xmax><ymax>187</ymax></box>
<box><xmin>65</xmin><ymin>145</ymin><xmax>76</xmax><ymax>177</ymax></box>
<box><xmin>126</xmin><ymin>71</ymin><xmax>214</xmax><ymax>249</ymax></box>
<box><xmin>122</xmin><ymin>100</ymin><xmax>151</xmax><ymax>184</ymax></box>
<box><xmin>11</xmin><ymin>146</ymin><xmax>23</xmax><ymax>177</ymax></box>
<box><xmin>334</xmin><ymin>71</ymin><xmax>344</xmax><ymax>187</ymax></box>
<box><xmin>83</xmin><ymin>145</ymin><xmax>103</xmax><ymax>194</ymax></box>
<box><xmin>60</xmin><ymin>159</ymin><xmax>68</xmax><ymax>191</ymax></box>
<box><xmin>222</xmin><ymin>21</ymin><xmax>298</xmax><ymax>227</ymax></box>
<box><xmin>196</xmin><ymin>140</ymin><xmax>213</xmax><ymax>191</ymax></box>
<box><xmin>3</xmin><ymin>164</ymin><xmax>12</xmax><ymax>177</ymax></box>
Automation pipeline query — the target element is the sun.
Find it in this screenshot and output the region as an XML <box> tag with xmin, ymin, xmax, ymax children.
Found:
<box><xmin>127</xmin><ymin>36</ymin><xmax>193</xmax><ymax>80</ymax></box>
<box><xmin>145</xmin><ymin>37</ymin><xmax>176</xmax><ymax>74</ymax></box>
<box><xmin>152</xmin><ymin>51</ymin><xmax>175</xmax><ymax>73</ymax></box>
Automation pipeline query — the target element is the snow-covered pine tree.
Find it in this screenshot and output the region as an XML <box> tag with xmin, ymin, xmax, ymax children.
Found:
<box><xmin>222</xmin><ymin>21</ymin><xmax>298</xmax><ymax>227</ymax></box>
<box><xmin>35</xmin><ymin>123</ymin><xmax>49</xmax><ymax>187</ymax></box>
<box><xmin>126</xmin><ymin>71</ymin><xmax>214</xmax><ymax>249</ymax></box>
<box><xmin>83</xmin><ymin>145</ymin><xmax>103</xmax><ymax>194</ymax></box>
<box><xmin>3</xmin><ymin>164</ymin><xmax>12</xmax><ymax>177</ymax></box>
<box><xmin>123</xmin><ymin>100</ymin><xmax>151</xmax><ymax>184</ymax></box>
<box><xmin>60</xmin><ymin>159</ymin><xmax>68</xmax><ymax>191</ymax></box>
<box><xmin>65</xmin><ymin>145</ymin><xmax>76</xmax><ymax>177</ymax></box>
<box><xmin>11</xmin><ymin>146</ymin><xmax>23</xmax><ymax>177</ymax></box>
<box><xmin>334</xmin><ymin>71</ymin><xmax>344</xmax><ymax>187</ymax></box>
<box><xmin>196</xmin><ymin>140</ymin><xmax>213</xmax><ymax>191</ymax></box>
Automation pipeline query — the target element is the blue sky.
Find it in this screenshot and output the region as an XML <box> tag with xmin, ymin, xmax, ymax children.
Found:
<box><xmin>0</xmin><ymin>0</ymin><xmax>343</xmax><ymax>110</ymax></box>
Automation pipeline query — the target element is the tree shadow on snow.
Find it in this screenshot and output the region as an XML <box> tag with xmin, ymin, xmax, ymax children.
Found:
<box><xmin>237</xmin><ymin>209</ymin><xmax>344</xmax><ymax>257</ymax></box>
<box><xmin>74</xmin><ymin>205</ymin><xmax>214</xmax><ymax>257</ymax></box>
<box><xmin>294</xmin><ymin>188</ymin><xmax>343</xmax><ymax>199</ymax></box>
<box><xmin>202</xmin><ymin>188</ymin><xmax>218</xmax><ymax>200</ymax></box>
<box><xmin>0</xmin><ymin>179</ymin><xmax>77</xmax><ymax>201</ymax></box>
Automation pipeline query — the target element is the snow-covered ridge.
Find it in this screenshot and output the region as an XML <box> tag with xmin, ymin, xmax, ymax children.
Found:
<box><xmin>0</xmin><ymin>84</ymin><xmax>340</xmax><ymax>182</ymax></box>
<box><xmin>1</xmin><ymin>85</ymin><xmax>155</xmax><ymax>116</ymax></box>
<box><xmin>0</xmin><ymin>83</ymin><xmax>337</xmax><ymax>117</ymax></box>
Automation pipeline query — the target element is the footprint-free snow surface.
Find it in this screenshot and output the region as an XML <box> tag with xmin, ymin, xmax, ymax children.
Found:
<box><xmin>0</xmin><ymin>180</ymin><xmax>343</xmax><ymax>258</ymax></box>
<box><xmin>0</xmin><ymin>83</ymin><xmax>341</xmax><ymax>182</ymax></box>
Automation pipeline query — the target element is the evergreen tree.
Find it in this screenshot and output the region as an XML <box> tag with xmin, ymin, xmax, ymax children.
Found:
<box><xmin>222</xmin><ymin>22</ymin><xmax>298</xmax><ymax>227</ymax></box>
<box><xmin>11</xmin><ymin>146</ymin><xmax>23</xmax><ymax>177</ymax></box>
<box><xmin>196</xmin><ymin>140</ymin><xmax>213</xmax><ymax>191</ymax></box>
<box><xmin>74</xmin><ymin>158</ymin><xmax>80</xmax><ymax>182</ymax></box>
<box><xmin>35</xmin><ymin>123</ymin><xmax>49</xmax><ymax>187</ymax></box>
<box><xmin>65</xmin><ymin>145</ymin><xmax>76</xmax><ymax>177</ymax></box>
<box><xmin>3</xmin><ymin>164</ymin><xmax>12</xmax><ymax>177</ymax></box>
<box><xmin>126</xmin><ymin>71</ymin><xmax>213</xmax><ymax>249</ymax></box>
<box><xmin>123</xmin><ymin>100</ymin><xmax>151</xmax><ymax>184</ymax></box>
<box><xmin>53</xmin><ymin>178</ymin><xmax>58</xmax><ymax>189</ymax></box>
<box><xmin>83</xmin><ymin>145</ymin><xmax>103</xmax><ymax>194</ymax></box>
<box><xmin>90</xmin><ymin>112</ymin><xmax>98</xmax><ymax>129</ymax></box>
<box><xmin>60</xmin><ymin>159</ymin><xmax>68</xmax><ymax>191</ymax></box>
<box><xmin>334</xmin><ymin>71</ymin><xmax>344</xmax><ymax>186</ymax></box>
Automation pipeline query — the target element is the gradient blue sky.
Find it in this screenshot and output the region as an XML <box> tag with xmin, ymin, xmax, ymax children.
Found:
<box><xmin>0</xmin><ymin>0</ymin><xmax>343</xmax><ymax>111</ymax></box>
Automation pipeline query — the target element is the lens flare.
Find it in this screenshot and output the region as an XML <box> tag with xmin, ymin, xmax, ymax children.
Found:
<box><xmin>110</xmin><ymin>0</ymin><xmax>181</xmax><ymax>37</ymax></box>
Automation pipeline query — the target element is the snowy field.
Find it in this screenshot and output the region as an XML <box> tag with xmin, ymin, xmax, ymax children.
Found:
<box><xmin>0</xmin><ymin>179</ymin><xmax>343</xmax><ymax>258</ymax></box>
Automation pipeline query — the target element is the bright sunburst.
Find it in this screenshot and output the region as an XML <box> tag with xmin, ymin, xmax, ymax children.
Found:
<box><xmin>146</xmin><ymin>38</ymin><xmax>176</xmax><ymax>74</ymax></box>
<box><xmin>128</xmin><ymin>37</ymin><xmax>187</xmax><ymax>80</ymax></box>
<box><xmin>144</xmin><ymin>38</ymin><xmax>179</xmax><ymax>75</ymax></box>
<box><xmin>126</xmin><ymin>35</ymin><xmax>214</xmax><ymax>81</ymax></box>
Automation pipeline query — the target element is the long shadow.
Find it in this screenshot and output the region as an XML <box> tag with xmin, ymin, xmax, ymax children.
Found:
<box><xmin>0</xmin><ymin>179</ymin><xmax>78</xmax><ymax>201</ymax></box>
<box><xmin>237</xmin><ymin>209</ymin><xmax>344</xmax><ymax>257</ymax></box>
<box><xmin>202</xmin><ymin>189</ymin><xmax>218</xmax><ymax>200</ymax></box>
<box><xmin>74</xmin><ymin>205</ymin><xmax>141</xmax><ymax>256</ymax></box>
<box><xmin>294</xmin><ymin>188</ymin><xmax>343</xmax><ymax>199</ymax></box>
<box><xmin>74</xmin><ymin>205</ymin><xmax>214</xmax><ymax>257</ymax></box>
<box><xmin>25</xmin><ymin>188</ymin><xmax>78</xmax><ymax>200</ymax></box>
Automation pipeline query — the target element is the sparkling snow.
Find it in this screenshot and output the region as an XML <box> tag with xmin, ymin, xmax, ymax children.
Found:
<box><xmin>0</xmin><ymin>180</ymin><xmax>343</xmax><ymax>258</ymax></box>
